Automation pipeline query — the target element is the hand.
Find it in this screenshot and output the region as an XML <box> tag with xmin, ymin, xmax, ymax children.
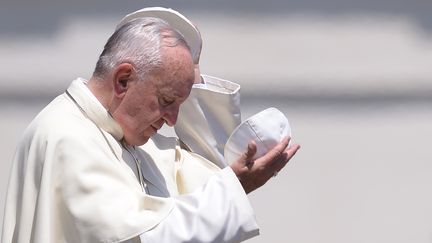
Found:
<box><xmin>230</xmin><ymin>137</ymin><xmax>300</xmax><ymax>194</ymax></box>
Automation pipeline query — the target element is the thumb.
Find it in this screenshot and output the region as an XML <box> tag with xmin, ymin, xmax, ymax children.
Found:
<box><xmin>242</xmin><ymin>140</ymin><xmax>257</xmax><ymax>166</ymax></box>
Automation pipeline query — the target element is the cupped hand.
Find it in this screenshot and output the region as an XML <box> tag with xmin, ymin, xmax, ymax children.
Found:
<box><xmin>230</xmin><ymin>137</ymin><xmax>300</xmax><ymax>194</ymax></box>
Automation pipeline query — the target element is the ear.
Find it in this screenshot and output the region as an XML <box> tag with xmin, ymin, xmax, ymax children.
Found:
<box><xmin>112</xmin><ymin>63</ymin><xmax>134</xmax><ymax>98</ymax></box>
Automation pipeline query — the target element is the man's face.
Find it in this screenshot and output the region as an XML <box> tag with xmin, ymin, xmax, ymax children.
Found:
<box><xmin>116</xmin><ymin>45</ymin><xmax>195</xmax><ymax>146</ymax></box>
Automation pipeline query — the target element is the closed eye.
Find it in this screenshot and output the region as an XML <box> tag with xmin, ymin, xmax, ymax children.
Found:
<box><xmin>159</xmin><ymin>96</ymin><xmax>176</xmax><ymax>106</ymax></box>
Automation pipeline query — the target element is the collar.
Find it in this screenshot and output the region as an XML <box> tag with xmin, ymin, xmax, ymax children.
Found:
<box><xmin>66</xmin><ymin>78</ymin><xmax>124</xmax><ymax>141</ymax></box>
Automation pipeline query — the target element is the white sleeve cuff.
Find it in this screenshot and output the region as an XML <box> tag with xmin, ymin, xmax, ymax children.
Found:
<box><xmin>194</xmin><ymin>74</ymin><xmax>240</xmax><ymax>94</ymax></box>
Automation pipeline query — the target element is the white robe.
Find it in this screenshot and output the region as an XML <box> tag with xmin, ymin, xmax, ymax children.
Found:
<box><xmin>1</xmin><ymin>78</ymin><xmax>258</xmax><ymax>243</ymax></box>
<box><xmin>175</xmin><ymin>74</ymin><xmax>242</xmax><ymax>168</ymax></box>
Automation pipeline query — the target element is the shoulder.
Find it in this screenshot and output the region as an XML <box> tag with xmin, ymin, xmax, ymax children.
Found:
<box><xmin>20</xmin><ymin>94</ymin><xmax>100</xmax><ymax>149</ymax></box>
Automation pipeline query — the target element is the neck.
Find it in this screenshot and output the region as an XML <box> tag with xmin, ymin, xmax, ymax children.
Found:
<box><xmin>87</xmin><ymin>76</ymin><xmax>113</xmax><ymax>110</ymax></box>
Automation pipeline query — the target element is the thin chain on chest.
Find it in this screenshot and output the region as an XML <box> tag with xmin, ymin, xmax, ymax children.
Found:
<box><xmin>120</xmin><ymin>141</ymin><xmax>149</xmax><ymax>193</ymax></box>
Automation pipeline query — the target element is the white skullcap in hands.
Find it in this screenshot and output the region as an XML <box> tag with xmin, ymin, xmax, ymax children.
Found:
<box><xmin>116</xmin><ymin>7</ymin><xmax>202</xmax><ymax>64</ymax></box>
<box><xmin>224</xmin><ymin>108</ymin><xmax>292</xmax><ymax>165</ymax></box>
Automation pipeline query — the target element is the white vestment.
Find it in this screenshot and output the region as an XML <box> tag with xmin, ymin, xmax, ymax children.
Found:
<box><xmin>1</xmin><ymin>77</ymin><xmax>258</xmax><ymax>243</ymax></box>
<box><xmin>175</xmin><ymin>75</ymin><xmax>242</xmax><ymax>168</ymax></box>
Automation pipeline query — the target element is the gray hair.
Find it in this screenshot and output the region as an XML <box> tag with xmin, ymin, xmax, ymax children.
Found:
<box><xmin>93</xmin><ymin>17</ymin><xmax>190</xmax><ymax>80</ymax></box>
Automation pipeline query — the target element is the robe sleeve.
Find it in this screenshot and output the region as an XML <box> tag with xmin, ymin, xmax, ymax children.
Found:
<box><xmin>139</xmin><ymin>167</ymin><xmax>259</xmax><ymax>243</ymax></box>
<box><xmin>174</xmin><ymin>74</ymin><xmax>242</xmax><ymax>168</ymax></box>
<box><xmin>56</xmin><ymin>129</ymin><xmax>259</xmax><ymax>243</ymax></box>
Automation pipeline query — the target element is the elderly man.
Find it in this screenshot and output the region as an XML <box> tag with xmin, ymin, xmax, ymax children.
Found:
<box><xmin>2</xmin><ymin>7</ymin><xmax>300</xmax><ymax>243</ymax></box>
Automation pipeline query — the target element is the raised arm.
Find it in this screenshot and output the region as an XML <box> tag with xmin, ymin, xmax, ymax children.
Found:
<box><xmin>174</xmin><ymin>65</ymin><xmax>242</xmax><ymax>168</ymax></box>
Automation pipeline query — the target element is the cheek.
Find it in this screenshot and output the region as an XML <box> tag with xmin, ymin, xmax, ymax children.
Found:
<box><xmin>147</xmin><ymin>98</ymin><xmax>159</xmax><ymax>112</ymax></box>
<box><xmin>136</xmin><ymin>100</ymin><xmax>163</xmax><ymax>125</ymax></box>
<box><xmin>121</xmin><ymin>91</ymin><xmax>164</xmax><ymax>132</ymax></box>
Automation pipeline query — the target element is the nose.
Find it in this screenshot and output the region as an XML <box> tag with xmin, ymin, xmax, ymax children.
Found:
<box><xmin>163</xmin><ymin>106</ymin><xmax>179</xmax><ymax>127</ymax></box>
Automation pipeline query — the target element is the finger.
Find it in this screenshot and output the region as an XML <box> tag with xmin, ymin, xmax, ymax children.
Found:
<box><xmin>286</xmin><ymin>144</ymin><xmax>300</xmax><ymax>162</ymax></box>
<box><xmin>231</xmin><ymin>140</ymin><xmax>257</xmax><ymax>173</ymax></box>
<box><xmin>272</xmin><ymin>143</ymin><xmax>301</xmax><ymax>172</ymax></box>
<box><xmin>256</xmin><ymin>137</ymin><xmax>290</xmax><ymax>166</ymax></box>
<box><xmin>241</xmin><ymin>140</ymin><xmax>257</xmax><ymax>167</ymax></box>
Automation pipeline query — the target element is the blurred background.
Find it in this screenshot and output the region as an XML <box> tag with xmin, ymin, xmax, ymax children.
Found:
<box><xmin>1</xmin><ymin>0</ymin><xmax>431</xmax><ymax>242</ymax></box>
